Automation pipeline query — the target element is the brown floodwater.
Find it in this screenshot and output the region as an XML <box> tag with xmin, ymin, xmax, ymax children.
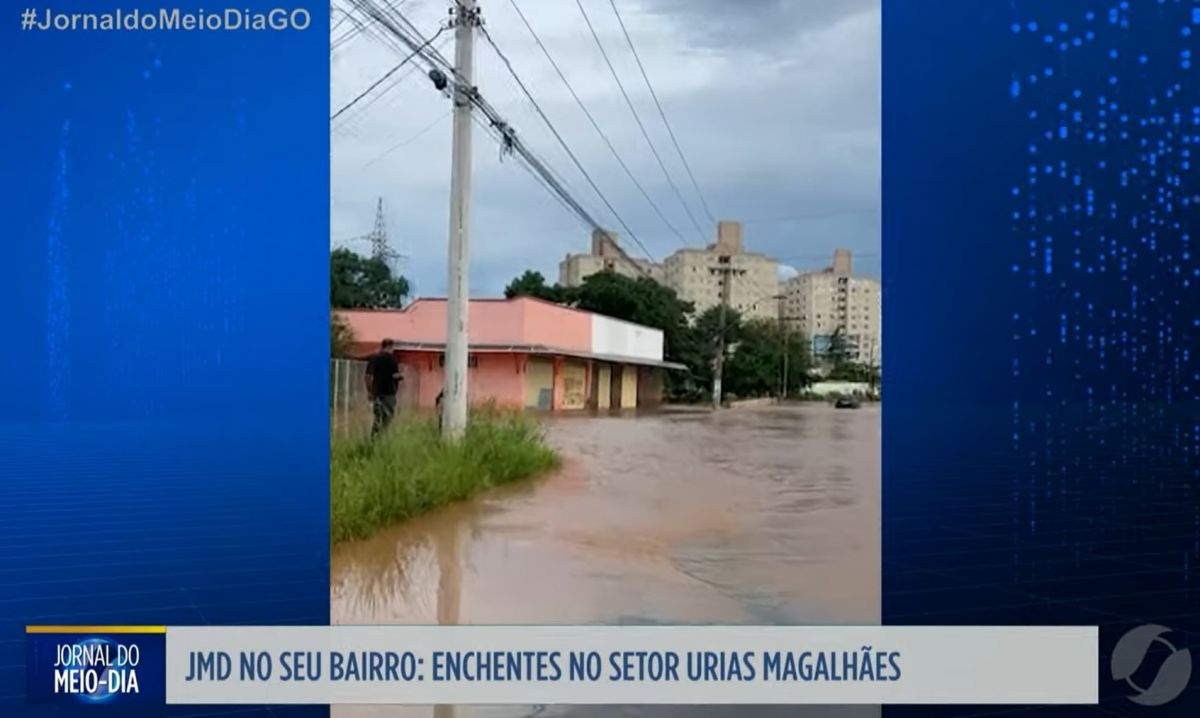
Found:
<box><xmin>331</xmin><ymin>404</ymin><xmax>880</xmax><ymax>718</ymax></box>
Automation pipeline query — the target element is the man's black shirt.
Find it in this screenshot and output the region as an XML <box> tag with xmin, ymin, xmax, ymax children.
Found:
<box><xmin>366</xmin><ymin>351</ymin><xmax>401</xmax><ymax>396</ymax></box>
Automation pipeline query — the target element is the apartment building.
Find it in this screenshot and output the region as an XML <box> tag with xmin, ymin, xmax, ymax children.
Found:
<box><xmin>559</xmin><ymin>230</ymin><xmax>663</xmax><ymax>286</ymax></box>
<box><xmin>662</xmin><ymin>221</ymin><xmax>778</xmax><ymax>320</ymax></box>
<box><xmin>781</xmin><ymin>249</ymin><xmax>881</xmax><ymax>365</ymax></box>
<box><xmin>559</xmin><ymin>221</ymin><xmax>778</xmax><ymax>321</ymax></box>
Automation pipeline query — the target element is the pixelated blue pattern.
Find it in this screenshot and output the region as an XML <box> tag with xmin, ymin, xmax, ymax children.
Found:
<box><xmin>0</xmin><ymin>2</ymin><xmax>329</xmax><ymax>716</ymax></box>
<box><xmin>886</xmin><ymin>1</ymin><xmax>1198</xmax><ymax>716</ymax></box>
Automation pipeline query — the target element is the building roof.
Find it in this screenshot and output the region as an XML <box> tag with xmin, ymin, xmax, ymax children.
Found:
<box><xmin>386</xmin><ymin>341</ymin><xmax>688</xmax><ymax>371</ymax></box>
<box><xmin>338</xmin><ymin>295</ymin><xmax>671</xmax><ymax>367</ymax></box>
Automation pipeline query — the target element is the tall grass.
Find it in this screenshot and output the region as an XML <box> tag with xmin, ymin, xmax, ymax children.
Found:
<box><xmin>330</xmin><ymin>410</ymin><xmax>560</xmax><ymax>543</ymax></box>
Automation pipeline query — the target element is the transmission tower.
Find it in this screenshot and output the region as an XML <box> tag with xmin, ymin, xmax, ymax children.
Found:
<box><xmin>367</xmin><ymin>197</ymin><xmax>389</xmax><ymax>260</ymax></box>
<box><xmin>342</xmin><ymin>197</ymin><xmax>407</xmax><ymax>271</ymax></box>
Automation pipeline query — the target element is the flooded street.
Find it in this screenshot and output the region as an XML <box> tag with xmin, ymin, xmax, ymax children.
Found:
<box><xmin>332</xmin><ymin>404</ymin><xmax>880</xmax><ymax>718</ymax></box>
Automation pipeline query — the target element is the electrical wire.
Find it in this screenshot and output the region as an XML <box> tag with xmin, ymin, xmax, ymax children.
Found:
<box><xmin>331</xmin><ymin>9</ymin><xmax>351</xmax><ymax>34</ymax></box>
<box><xmin>471</xmin><ymin>113</ymin><xmax>586</xmax><ymax>227</ymax></box>
<box><xmin>330</xmin><ymin>3</ymin><xmax>368</xmax><ymax>51</ymax></box>
<box><xmin>574</xmin><ymin>0</ymin><xmax>707</xmax><ymax>243</ymax></box>
<box><xmin>353</xmin><ymin>0</ymin><xmax>454</xmax><ymax>74</ymax></box>
<box><xmin>608</xmin><ymin>0</ymin><xmax>716</xmax><ymax>226</ymax></box>
<box><xmin>506</xmin><ymin>0</ymin><xmax>688</xmax><ymax>248</ymax></box>
<box><xmin>334</xmin><ymin>32</ymin><xmax>453</xmax><ymax>132</ymax></box>
<box><xmin>479</xmin><ymin>24</ymin><xmax>659</xmax><ymax>266</ymax></box>
<box><xmin>342</xmin><ymin>0</ymin><xmax>661</xmax><ymax>279</ymax></box>
<box><xmin>363</xmin><ymin>111</ymin><xmax>451</xmax><ymax>168</ymax></box>
<box><xmin>330</xmin><ymin>25</ymin><xmax>447</xmax><ymax>122</ymax></box>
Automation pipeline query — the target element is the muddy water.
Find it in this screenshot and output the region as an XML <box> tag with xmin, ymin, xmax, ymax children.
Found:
<box><xmin>331</xmin><ymin>404</ymin><xmax>880</xmax><ymax>718</ymax></box>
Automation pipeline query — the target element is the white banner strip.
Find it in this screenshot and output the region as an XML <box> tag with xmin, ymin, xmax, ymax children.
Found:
<box><xmin>166</xmin><ymin>625</ymin><xmax>1098</xmax><ymax>705</ymax></box>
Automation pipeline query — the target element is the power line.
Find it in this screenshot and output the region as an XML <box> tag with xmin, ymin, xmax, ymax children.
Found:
<box><xmin>331</xmin><ymin>8</ymin><xmax>352</xmax><ymax>34</ymax></box>
<box><xmin>330</xmin><ymin>25</ymin><xmax>447</xmax><ymax>122</ymax></box>
<box><xmin>471</xmin><ymin>112</ymin><xmax>585</xmax><ymax>227</ymax></box>
<box><xmin>479</xmin><ymin>23</ymin><xmax>659</xmax><ymax>266</ymax></box>
<box><xmin>330</xmin><ymin>2</ymin><xmax>368</xmax><ymax>50</ymax></box>
<box><xmin>331</xmin><ymin>23</ymin><xmax>364</xmax><ymax>50</ymax></box>
<box><xmin>344</xmin><ymin>0</ymin><xmax>660</xmax><ymax>280</ymax></box>
<box><xmin>363</xmin><ymin>110</ymin><xmax>451</xmax><ymax>168</ymax></box>
<box><xmin>346</xmin><ymin>0</ymin><xmax>434</xmax><ymax>60</ymax></box>
<box><xmin>338</xmin><ymin>1</ymin><xmax>406</xmax><ymax>54</ymax></box>
<box><xmin>362</xmin><ymin>0</ymin><xmax>455</xmax><ymax>73</ymax></box>
<box><xmin>506</xmin><ymin>0</ymin><xmax>689</xmax><ymax>248</ymax></box>
<box><xmin>574</xmin><ymin>0</ymin><xmax>707</xmax><ymax>244</ymax></box>
<box><xmin>608</xmin><ymin>0</ymin><xmax>716</xmax><ymax>226</ymax></box>
<box><xmin>334</xmin><ymin>32</ymin><xmax>453</xmax><ymax>132</ymax></box>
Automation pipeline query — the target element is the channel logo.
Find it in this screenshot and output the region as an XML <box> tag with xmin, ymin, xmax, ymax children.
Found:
<box><xmin>1111</xmin><ymin>624</ymin><xmax>1192</xmax><ymax>707</ymax></box>
<box><xmin>56</xmin><ymin>637</ymin><xmax>139</xmax><ymax>704</ymax></box>
<box><xmin>26</xmin><ymin>625</ymin><xmax>167</xmax><ymax>705</ymax></box>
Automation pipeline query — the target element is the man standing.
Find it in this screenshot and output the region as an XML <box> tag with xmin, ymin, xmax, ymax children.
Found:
<box><xmin>365</xmin><ymin>338</ymin><xmax>402</xmax><ymax>437</ymax></box>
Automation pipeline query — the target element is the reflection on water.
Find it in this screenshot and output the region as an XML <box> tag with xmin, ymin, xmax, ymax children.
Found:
<box><xmin>332</xmin><ymin>405</ymin><xmax>880</xmax><ymax>718</ymax></box>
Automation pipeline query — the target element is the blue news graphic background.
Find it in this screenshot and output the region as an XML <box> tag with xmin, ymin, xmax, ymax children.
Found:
<box><xmin>885</xmin><ymin>1</ymin><xmax>1199</xmax><ymax>716</ymax></box>
<box><xmin>3</xmin><ymin>0</ymin><xmax>1200</xmax><ymax>716</ymax></box>
<box><xmin>0</xmin><ymin>2</ymin><xmax>329</xmax><ymax>716</ymax></box>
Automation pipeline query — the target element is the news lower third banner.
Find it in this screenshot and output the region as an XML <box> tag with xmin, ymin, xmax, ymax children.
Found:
<box><xmin>27</xmin><ymin>625</ymin><xmax>1098</xmax><ymax>705</ymax></box>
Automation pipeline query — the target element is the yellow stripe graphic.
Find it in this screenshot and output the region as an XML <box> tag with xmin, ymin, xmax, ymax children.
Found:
<box><xmin>25</xmin><ymin>625</ymin><xmax>167</xmax><ymax>634</ymax></box>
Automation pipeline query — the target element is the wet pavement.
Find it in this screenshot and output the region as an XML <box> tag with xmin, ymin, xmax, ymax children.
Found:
<box><xmin>331</xmin><ymin>404</ymin><xmax>880</xmax><ymax>718</ymax></box>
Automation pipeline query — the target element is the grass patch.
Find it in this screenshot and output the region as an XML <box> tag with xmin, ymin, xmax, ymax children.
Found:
<box><xmin>330</xmin><ymin>410</ymin><xmax>560</xmax><ymax>543</ymax></box>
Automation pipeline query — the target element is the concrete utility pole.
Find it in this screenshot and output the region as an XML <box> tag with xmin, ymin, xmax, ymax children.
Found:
<box><xmin>710</xmin><ymin>255</ymin><xmax>745</xmax><ymax>409</ymax></box>
<box><xmin>781</xmin><ymin>319</ymin><xmax>789</xmax><ymax>401</ymax></box>
<box><xmin>442</xmin><ymin>0</ymin><xmax>479</xmax><ymax>440</ymax></box>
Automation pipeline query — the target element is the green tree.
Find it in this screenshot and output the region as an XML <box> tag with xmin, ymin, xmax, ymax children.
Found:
<box><xmin>572</xmin><ymin>272</ymin><xmax>693</xmax><ymax>336</ymax></box>
<box><xmin>725</xmin><ymin>319</ymin><xmax>813</xmax><ymax>399</ymax></box>
<box><xmin>572</xmin><ymin>271</ymin><xmax>695</xmax><ymax>366</ymax></box>
<box><xmin>825</xmin><ymin>327</ymin><xmax>851</xmax><ymax>369</ymax></box>
<box><xmin>685</xmin><ymin>305</ymin><xmax>742</xmax><ymax>397</ymax></box>
<box><xmin>503</xmin><ymin>270</ymin><xmax>574</xmax><ymax>303</ymax></box>
<box><xmin>331</xmin><ymin>248</ymin><xmax>409</xmax><ymax>308</ymax></box>
<box><xmin>780</xmin><ymin>327</ymin><xmax>815</xmax><ymax>396</ymax></box>
<box><xmin>828</xmin><ymin>360</ymin><xmax>877</xmax><ymax>383</ymax></box>
<box><xmin>821</xmin><ymin>326</ymin><xmax>878</xmax><ymax>389</ymax></box>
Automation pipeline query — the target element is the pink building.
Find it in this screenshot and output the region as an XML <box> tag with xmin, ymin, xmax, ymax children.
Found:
<box><xmin>339</xmin><ymin>297</ymin><xmax>684</xmax><ymax>411</ymax></box>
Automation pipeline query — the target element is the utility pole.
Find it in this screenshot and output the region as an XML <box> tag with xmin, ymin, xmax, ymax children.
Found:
<box><xmin>442</xmin><ymin>0</ymin><xmax>479</xmax><ymax>440</ymax></box>
<box><xmin>780</xmin><ymin>318</ymin><xmax>789</xmax><ymax>401</ymax></box>
<box><xmin>709</xmin><ymin>255</ymin><xmax>744</xmax><ymax>409</ymax></box>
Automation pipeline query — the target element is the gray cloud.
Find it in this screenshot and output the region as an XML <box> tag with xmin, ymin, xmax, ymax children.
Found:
<box><xmin>637</xmin><ymin>0</ymin><xmax>879</xmax><ymax>52</ymax></box>
<box><xmin>331</xmin><ymin>0</ymin><xmax>879</xmax><ymax>296</ymax></box>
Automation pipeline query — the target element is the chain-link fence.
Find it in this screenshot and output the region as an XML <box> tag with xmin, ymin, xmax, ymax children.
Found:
<box><xmin>331</xmin><ymin>358</ymin><xmax>372</xmax><ymax>436</ymax></box>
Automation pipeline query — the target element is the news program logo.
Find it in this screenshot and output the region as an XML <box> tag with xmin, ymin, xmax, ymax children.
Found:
<box><xmin>1111</xmin><ymin>624</ymin><xmax>1192</xmax><ymax>706</ymax></box>
<box><xmin>54</xmin><ymin>637</ymin><xmax>140</xmax><ymax>703</ymax></box>
<box><xmin>26</xmin><ymin>626</ymin><xmax>166</xmax><ymax>705</ymax></box>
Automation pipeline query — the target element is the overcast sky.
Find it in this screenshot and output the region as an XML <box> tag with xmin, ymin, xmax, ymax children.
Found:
<box><xmin>330</xmin><ymin>0</ymin><xmax>880</xmax><ymax>298</ymax></box>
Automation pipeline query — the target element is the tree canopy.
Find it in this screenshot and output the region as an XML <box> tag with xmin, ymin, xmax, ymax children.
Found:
<box><xmin>504</xmin><ymin>270</ymin><xmax>572</xmax><ymax>304</ymax></box>
<box><xmin>725</xmin><ymin>318</ymin><xmax>813</xmax><ymax>399</ymax></box>
<box><xmin>331</xmin><ymin>248</ymin><xmax>409</xmax><ymax>309</ymax></box>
